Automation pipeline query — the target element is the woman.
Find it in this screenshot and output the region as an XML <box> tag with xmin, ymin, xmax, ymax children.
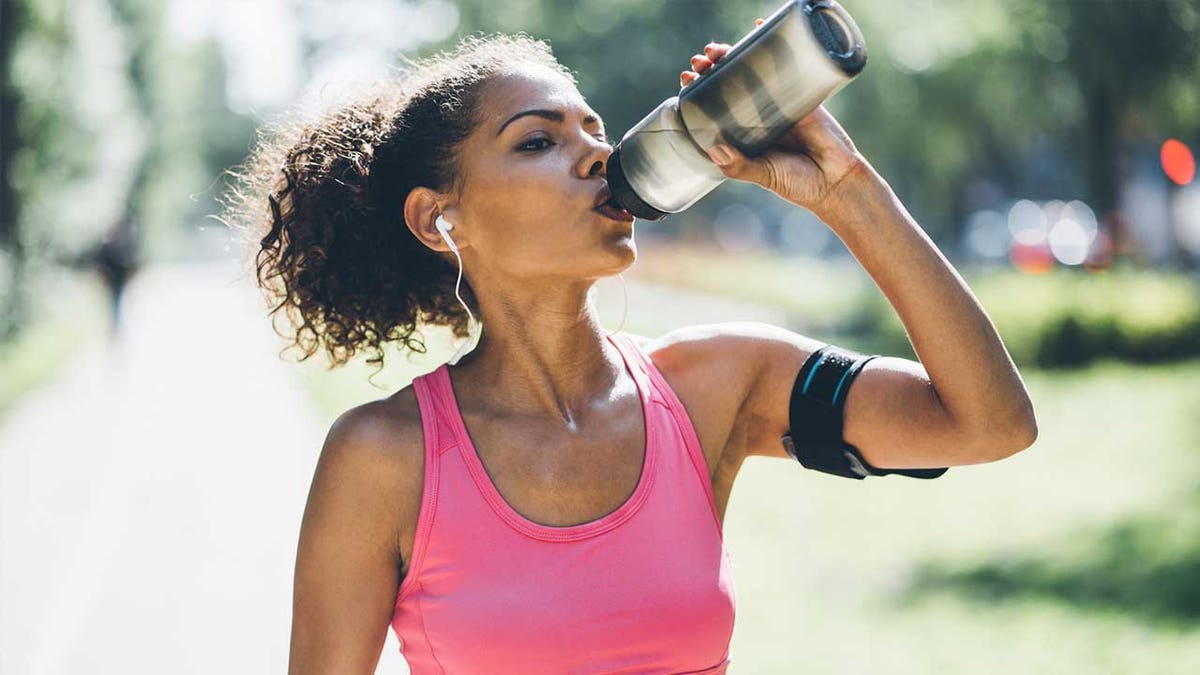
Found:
<box><xmin>226</xmin><ymin>30</ymin><xmax>1036</xmax><ymax>674</ymax></box>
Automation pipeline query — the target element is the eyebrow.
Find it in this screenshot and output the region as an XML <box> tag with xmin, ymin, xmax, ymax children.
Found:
<box><xmin>495</xmin><ymin>108</ymin><xmax>604</xmax><ymax>137</ymax></box>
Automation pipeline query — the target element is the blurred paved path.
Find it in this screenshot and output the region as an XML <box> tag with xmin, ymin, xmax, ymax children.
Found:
<box><xmin>0</xmin><ymin>260</ymin><xmax>407</xmax><ymax>674</ymax></box>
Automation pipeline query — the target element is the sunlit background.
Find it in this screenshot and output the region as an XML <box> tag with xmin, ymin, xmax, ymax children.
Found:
<box><xmin>2</xmin><ymin>0</ymin><xmax>1199</xmax><ymax>673</ymax></box>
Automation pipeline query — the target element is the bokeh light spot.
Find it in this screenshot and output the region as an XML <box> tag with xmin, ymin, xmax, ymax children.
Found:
<box><xmin>1048</xmin><ymin>217</ymin><xmax>1090</xmax><ymax>265</ymax></box>
<box><xmin>1161</xmin><ymin>139</ymin><xmax>1195</xmax><ymax>186</ymax></box>
<box><xmin>1007</xmin><ymin>199</ymin><xmax>1046</xmax><ymax>238</ymax></box>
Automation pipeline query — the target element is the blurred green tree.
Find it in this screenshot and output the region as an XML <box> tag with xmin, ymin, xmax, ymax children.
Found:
<box><xmin>0</xmin><ymin>0</ymin><xmax>256</xmax><ymax>342</ymax></box>
<box><xmin>1</xmin><ymin>0</ymin><xmax>23</xmax><ymax>339</ymax></box>
<box><xmin>838</xmin><ymin>0</ymin><xmax>1199</xmax><ymax>249</ymax></box>
<box><xmin>1</xmin><ymin>0</ymin><xmax>106</xmax><ymax>338</ymax></box>
<box><xmin>108</xmin><ymin>0</ymin><xmax>255</xmax><ymax>259</ymax></box>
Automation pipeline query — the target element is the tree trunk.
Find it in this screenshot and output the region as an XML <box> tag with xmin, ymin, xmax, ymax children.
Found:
<box><xmin>1</xmin><ymin>0</ymin><xmax>25</xmax><ymax>338</ymax></box>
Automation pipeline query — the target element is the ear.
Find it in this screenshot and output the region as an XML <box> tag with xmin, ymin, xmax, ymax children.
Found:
<box><xmin>403</xmin><ymin>186</ymin><xmax>465</xmax><ymax>253</ymax></box>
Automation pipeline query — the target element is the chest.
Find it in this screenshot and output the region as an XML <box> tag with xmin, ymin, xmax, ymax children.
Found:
<box><xmin>459</xmin><ymin>396</ymin><xmax>649</xmax><ymax>529</ymax></box>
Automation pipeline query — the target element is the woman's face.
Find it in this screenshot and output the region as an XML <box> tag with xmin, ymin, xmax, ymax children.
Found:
<box><xmin>448</xmin><ymin>64</ymin><xmax>635</xmax><ymax>283</ymax></box>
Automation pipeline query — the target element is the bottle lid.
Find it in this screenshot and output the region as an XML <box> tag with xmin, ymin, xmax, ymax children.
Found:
<box><xmin>605</xmin><ymin>147</ymin><xmax>669</xmax><ymax>221</ymax></box>
<box><xmin>806</xmin><ymin>0</ymin><xmax>867</xmax><ymax>75</ymax></box>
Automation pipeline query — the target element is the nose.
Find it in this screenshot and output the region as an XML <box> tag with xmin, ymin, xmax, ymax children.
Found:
<box><xmin>580</xmin><ymin>136</ymin><xmax>613</xmax><ymax>178</ymax></box>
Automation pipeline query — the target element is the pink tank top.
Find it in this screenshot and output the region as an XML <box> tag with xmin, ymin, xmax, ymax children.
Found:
<box><xmin>390</xmin><ymin>333</ymin><xmax>737</xmax><ymax>673</ymax></box>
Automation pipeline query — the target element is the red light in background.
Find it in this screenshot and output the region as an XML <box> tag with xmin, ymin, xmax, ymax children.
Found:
<box><xmin>1009</xmin><ymin>238</ymin><xmax>1055</xmax><ymax>274</ymax></box>
<box><xmin>1161</xmin><ymin>139</ymin><xmax>1195</xmax><ymax>186</ymax></box>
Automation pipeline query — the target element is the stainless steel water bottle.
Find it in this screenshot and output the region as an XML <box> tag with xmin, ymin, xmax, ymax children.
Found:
<box><xmin>605</xmin><ymin>0</ymin><xmax>867</xmax><ymax>221</ymax></box>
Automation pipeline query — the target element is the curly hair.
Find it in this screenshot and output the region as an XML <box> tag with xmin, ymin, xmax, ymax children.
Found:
<box><xmin>218</xmin><ymin>33</ymin><xmax>578</xmax><ymax>369</ymax></box>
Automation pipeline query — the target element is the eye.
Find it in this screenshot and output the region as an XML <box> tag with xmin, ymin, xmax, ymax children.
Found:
<box><xmin>518</xmin><ymin>137</ymin><xmax>554</xmax><ymax>152</ymax></box>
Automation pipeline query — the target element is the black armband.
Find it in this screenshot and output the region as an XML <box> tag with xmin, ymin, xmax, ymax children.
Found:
<box><xmin>781</xmin><ymin>345</ymin><xmax>948</xmax><ymax>480</ymax></box>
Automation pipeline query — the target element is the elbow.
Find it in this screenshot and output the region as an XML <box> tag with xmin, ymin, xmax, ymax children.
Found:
<box><xmin>1012</xmin><ymin>397</ymin><xmax>1039</xmax><ymax>450</ymax></box>
<box><xmin>1005</xmin><ymin>414</ymin><xmax>1039</xmax><ymax>458</ymax></box>
<box><xmin>968</xmin><ymin>402</ymin><xmax>1039</xmax><ymax>463</ymax></box>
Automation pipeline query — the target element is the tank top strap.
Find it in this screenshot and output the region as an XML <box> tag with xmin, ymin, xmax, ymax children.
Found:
<box><xmin>394</xmin><ymin>367</ymin><xmax>454</xmax><ymax>606</ymax></box>
<box><xmin>410</xmin><ymin>366</ymin><xmax>459</xmax><ymax>456</ymax></box>
<box><xmin>606</xmin><ymin>332</ymin><xmax>666</xmax><ymax>408</ymax></box>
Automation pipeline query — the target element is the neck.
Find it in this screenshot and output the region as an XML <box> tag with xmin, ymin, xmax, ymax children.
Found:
<box><xmin>450</xmin><ymin>278</ymin><xmax>624</xmax><ymax>427</ymax></box>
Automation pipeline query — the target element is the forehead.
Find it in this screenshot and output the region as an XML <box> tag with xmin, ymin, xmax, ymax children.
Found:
<box><xmin>479</xmin><ymin>65</ymin><xmax>598</xmax><ymax>125</ymax></box>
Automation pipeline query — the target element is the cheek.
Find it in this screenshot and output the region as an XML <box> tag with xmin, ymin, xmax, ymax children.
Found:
<box><xmin>473</xmin><ymin>166</ymin><xmax>568</xmax><ymax>224</ymax></box>
<box><xmin>472</xmin><ymin>183</ymin><xmax>587</xmax><ymax>244</ymax></box>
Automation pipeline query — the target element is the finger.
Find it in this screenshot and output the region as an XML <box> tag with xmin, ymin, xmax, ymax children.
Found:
<box><xmin>690</xmin><ymin>54</ymin><xmax>713</xmax><ymax>72</ymax></box>
<box><xmin>702</xmin><ymin>43</ymin><xmax>732</xmax><ymax>63</ymax></box>
<box><xmin>705</xmin><ymin>143</ymin><xmax>774</xmax><ymax>188</ymax></box>
<box><xmin>680</xmin><ymin>70</ymin><xmax>700</xmax><ymax>87</ymax></box>
<box><xmin>756</xmin><ymin>17</ymin><xmax>764</xmax><ymax>26</ymax></box>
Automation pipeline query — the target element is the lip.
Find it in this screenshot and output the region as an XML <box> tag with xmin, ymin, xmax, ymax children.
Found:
<box><xmin>593</xmin><ymin>184</ymin><xmax>614</xmax><ymax>209</ymax></box>
<box><xmin>592</xmin><ymin>183</ymin><xmax>634</xmax><ymax>222</ymax></box>
<box><xmin>596</xmin><ymin>202</ymin><xmax>635</xmax><ymax>223</ymax></box>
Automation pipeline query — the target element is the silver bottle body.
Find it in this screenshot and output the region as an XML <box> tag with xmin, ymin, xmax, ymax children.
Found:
<box><xmin>607</xmin><ymin>0</ymin><xmax>867</xmax><ymax>220</ymax></box>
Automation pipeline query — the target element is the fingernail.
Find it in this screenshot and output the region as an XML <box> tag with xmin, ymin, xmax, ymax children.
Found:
<box><xmin>707</xmin><ymin>144</ymin><xmax>733</xmax><ymax>165</ymax></box>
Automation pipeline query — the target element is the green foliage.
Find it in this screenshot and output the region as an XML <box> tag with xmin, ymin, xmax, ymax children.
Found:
<box><xmin>3</xmin><ymin>0</ymin><xmax>95</xmax><ymax>283</ymax></box>
<box><xmin>836</xmin><ymin>0</ymin><xmax>1199</xmax><ymax>232</ymax></box>
<box><xmin>862</xmin><ymin>266</ymin><xmax>1200</xmax><ymax>368</ymax></box>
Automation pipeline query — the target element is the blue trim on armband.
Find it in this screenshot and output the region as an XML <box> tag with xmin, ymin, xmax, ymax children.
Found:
<box><xmin>800</xmin><ymin>350</ymin><xmax>829</xmax><ymax>395</ymax></box>
<box><xmin>831</xmin><ymin>367</ymin><xmax>855</xmax><ymax>405</ymax></box>
<box><xmin>831</xmin><ymin>355</ymin><xmax>878</xmax><ymax>405</ymax></box>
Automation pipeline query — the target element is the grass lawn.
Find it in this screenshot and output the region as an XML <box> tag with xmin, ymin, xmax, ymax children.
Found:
<box><xmin>302</xmin><ymin>327</ymin><xmax>1200</xmax><ymax>673</ymax></box>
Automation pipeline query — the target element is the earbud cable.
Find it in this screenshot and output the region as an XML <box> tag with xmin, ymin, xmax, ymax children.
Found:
<box><xmin>447</xmin><ymin>245</ymin><xmax>480</xmax><ymax>365</ymax></box>
<box><xmin>606</xmin><ymin>272</ymin><xmax>629</xmax><ymax>337</ymax></box>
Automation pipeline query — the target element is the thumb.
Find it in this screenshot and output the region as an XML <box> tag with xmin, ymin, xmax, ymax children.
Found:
<box><xmin>706</xmin><ymin>143</ymin><xmax>777</xmax><ymax>190</ymax></box>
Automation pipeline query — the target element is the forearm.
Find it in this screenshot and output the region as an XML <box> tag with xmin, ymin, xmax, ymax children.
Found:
<box><xmin>813</xmin><ymin>162</ymin><xmax>1036</xmax><ymax>450</ymax></box>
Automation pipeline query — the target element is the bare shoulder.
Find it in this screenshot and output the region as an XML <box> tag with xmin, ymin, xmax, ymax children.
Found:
<box><xmin>309</xmin><ymin>384</ymin><xmax>425</xmax><ymax>565</ymax></box>
<box><xmin>319</xmin><ymin>386</ymin><xmax>424</xmax><ymax>486</ymax></box>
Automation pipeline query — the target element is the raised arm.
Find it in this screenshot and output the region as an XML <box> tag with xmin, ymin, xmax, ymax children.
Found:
<box><xmin>656</xmin><ymin>319</ymin><xmax>1034</xmax><ymax>473</ymax></box>
<box><xmin>677</xmin><ymin>42</ymin><xmax>1037</xmax><ymax>470</ymax></box>
<box><xmin>702</xmin><ymin>123</ymin><xmax>1037</xmax><ymax>468</ymax></box>
<box><xmin>289</xmin><ymin>401</ymin><xmax>422</xmax><ymax>674</ymax></box>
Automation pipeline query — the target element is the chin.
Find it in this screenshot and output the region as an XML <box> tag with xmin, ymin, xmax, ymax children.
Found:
<box><xmin>582</xmin><ymin>238</ymin><xmax>636</xmax><ymax>280</ymax></box>
<box><xmin>608</xmin><ymin>234</ymin><xmax>637</xmax><ymax>271</ymax></box>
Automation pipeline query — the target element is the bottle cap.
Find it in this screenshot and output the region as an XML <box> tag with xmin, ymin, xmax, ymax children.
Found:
<box><xmin>605</xmin><ymin>147</ymin><xmax>670</xmax><ymax>221</ymax></box>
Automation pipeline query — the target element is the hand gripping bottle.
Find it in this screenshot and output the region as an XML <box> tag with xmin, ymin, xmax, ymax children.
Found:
<box><xmin>604</xmin><ymin>0</ymin><xmax>867</xmax><ymax>221</ymax></box>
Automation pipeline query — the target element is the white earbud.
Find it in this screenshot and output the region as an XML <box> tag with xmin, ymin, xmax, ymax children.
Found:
<box><xmin>435</xmin><ymin>214</ymin><xmax>458</xmax><ymax>253</ymax></box>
